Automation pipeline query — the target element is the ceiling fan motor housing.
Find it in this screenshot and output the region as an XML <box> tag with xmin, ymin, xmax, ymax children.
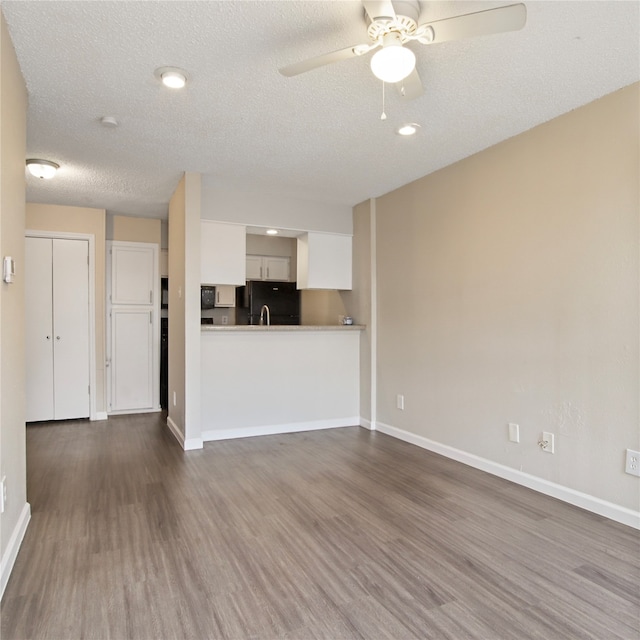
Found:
<box><xmin>366</xmin><ymin>0</ymin><xmax>420</xmax><ymax>41</ymax></box>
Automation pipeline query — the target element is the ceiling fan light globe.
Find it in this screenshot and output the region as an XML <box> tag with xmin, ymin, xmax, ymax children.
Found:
<box><xmin>370</xmin><ymin>43</ymin><xmax>416</xmax><ymax>83</ymax></box>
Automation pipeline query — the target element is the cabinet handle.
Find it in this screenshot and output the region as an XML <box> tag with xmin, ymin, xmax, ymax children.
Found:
<box><xmin>150</xmin><ymin>290</ymin><xmax>153</xmax><ymax>304</ymax></box>
<box><xmin>46</xmin><ymin>335</ymin><xmax>51</xmax><ymax>340</ymax></box>
<box><xmin>216</xmin><ymin>291</ymin><xmax>220</xmax><ymax>304</ymax></box>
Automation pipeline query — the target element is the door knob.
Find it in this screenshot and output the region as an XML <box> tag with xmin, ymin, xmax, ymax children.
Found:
<box><xmin>56</xmin><ymin>336</ymin><xmax>61</xmax><ymax>340</ymax></box>
<box><xmin>46</xmin><ymin>335</ymin><xmax>51</xmax><ymax>340</ymax></box>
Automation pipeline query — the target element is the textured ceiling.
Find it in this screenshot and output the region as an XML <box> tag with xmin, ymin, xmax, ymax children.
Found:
<box><xmin>3</xmin><ymin>1</ymin><xmax>639</xmax><ymax>220</ymax></box>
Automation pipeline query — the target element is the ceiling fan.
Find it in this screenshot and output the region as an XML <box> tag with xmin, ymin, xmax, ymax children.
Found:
<box><xmin>279</xmin><ymin>1</ymin><xmax>527</xmax><ymax>100</ymax></box>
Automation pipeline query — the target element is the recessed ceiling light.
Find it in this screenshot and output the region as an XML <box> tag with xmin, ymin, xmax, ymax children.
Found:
<box><xmin>154</xmin><ymin>67</ymin><xmax>188</xmax><ymax>89</ymax></box>
<box><xmin>26</xmin><ymin>159</ymin><xmax>59</xmax><ymax>179</ymax></box>
<box><xmin>266</xmin><ymin>229</ymin><xmax>279</xmax><ymax>235</ymax></box>
<box><xmin>396</xmin><ymin>123</ymin><xmax>421</xmax><ymax>136</ymax></box>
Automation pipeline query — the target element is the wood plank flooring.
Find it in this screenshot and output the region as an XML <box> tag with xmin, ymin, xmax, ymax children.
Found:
<box><xmin>2</xmin><ymin>414</ymin><xmax>639</xmax><ymax>639</ymax></box>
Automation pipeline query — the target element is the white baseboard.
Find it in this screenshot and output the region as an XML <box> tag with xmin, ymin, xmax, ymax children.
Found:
<box><xmin>1</xmin><ymin>502</ymin><xmax>31</xmax><ymax>600</ymax></box>
<box><xmin>184</xmin><ymin>438</ymin><xmax>204</xmax><ymax>450</ymax></box>
<box><xmin>360</xmin><ymin>418</ymin><xmax>374</xmax><ymax>430</ymax></box>
<box><xmin>92</xmin><ymin>411</ymin><xmax>108</xmax><ymax>421</ymax></box>
<box><xmin>202</xmin><ymin>417</ymin><xmax>360</xmax><ymax>443</ymax></box>
<box><xmin>376</xmin><ymin>422</ymin><xmax>640</xmax><ymax>530</ymax></box>
<box><xmin>108</xmin><ymin>407</ymin><xmax>162</xmax><ymax>416</ymax></box>
<box><xmin>166</xmin><ymin>416</ymin><xmax>203</xmax><ymax>450</ymax></box>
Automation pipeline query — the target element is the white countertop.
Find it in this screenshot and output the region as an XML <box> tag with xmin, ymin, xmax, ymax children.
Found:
<box><xmin>201</xmin><ymin>324</ymin><xmax>365</xmax><ymax>332</ymax></box>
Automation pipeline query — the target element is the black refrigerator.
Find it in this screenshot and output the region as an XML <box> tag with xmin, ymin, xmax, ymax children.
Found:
<box><xmin>236</xmin><ymin>281</ymin><xmax>300</xmax><ymax>325</ymax></box>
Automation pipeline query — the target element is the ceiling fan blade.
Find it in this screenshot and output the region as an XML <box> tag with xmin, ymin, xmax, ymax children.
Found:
<box><xmin>395</xmin><ymin>68</ymin><xmax>423</xmax><ymax>101</ymax></box>
<box><xmin>423</xmin><ymin>3</ymin><xmax>526</xmax><ymax>45</ymax></box>
<box><xmin>279</xmin><ymin>45</ymin><xmax>364</xmax><ymax>77</ymax></box>
<box><xmin>362</xmin><ymin>0</ymin><xmax>396</xmax><ymax>23</ymax></box>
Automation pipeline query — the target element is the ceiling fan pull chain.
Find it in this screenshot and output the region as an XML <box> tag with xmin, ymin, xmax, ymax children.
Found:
<box><xmin>380</xmin><ymin>81</ymin><xmax>387</xmax><ymax>120</ymax></box>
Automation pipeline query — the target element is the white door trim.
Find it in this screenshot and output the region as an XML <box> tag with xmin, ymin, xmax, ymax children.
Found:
<box><xmin>106</xmin><ymin>240</ymin><xmax>160</xmax><ymax>414</ymax></box>
<box><xmin>26</xmin><ymin>230</ymin><xmax>98</xmax><ymax>421</ymax></box>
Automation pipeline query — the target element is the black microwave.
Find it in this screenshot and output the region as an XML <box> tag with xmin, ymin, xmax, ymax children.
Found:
<box><xmin>201</xmin><ymin>286</ymin><xmax>216</xmax><ymax>309</ymax></box>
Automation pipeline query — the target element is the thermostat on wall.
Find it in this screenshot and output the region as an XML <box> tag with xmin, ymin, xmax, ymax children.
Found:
<box><xmin>3</xmin><ymin>256</ymin><xmax>15</xmax><ymax>284</ymax></box>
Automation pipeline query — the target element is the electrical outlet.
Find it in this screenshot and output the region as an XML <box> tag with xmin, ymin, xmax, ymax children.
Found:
<box><xmin>625</xmin><ymin>449</ymin><xmax>640</xmax><ymax>476</ymax></box>
<box><xmin>508</xmin><ymin>423</ymin><xmax>520</xmax><ymax>443</ymax></box>
<box><xmin>396</xmin><ymin>394</ymin><xmax>404</xmax><ymax>410</ymax></box>
<box><xmin>222</xmin><ymin>315</ymin><xmax>228</xmax><ymax>325</ymax></box>
<box><xmin>539</xmin><ymin>432</ymin><xmax>555</xmax><ymax>453</ymax></box>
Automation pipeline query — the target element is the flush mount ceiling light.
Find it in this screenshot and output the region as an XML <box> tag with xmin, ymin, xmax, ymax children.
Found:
<box><xmin>26</xmin><ymin>159</ymin><xmax>59</xmax><ymax>179</ymax></box>
<box><xmin>154</xmin><ymin>66</ymin><xmax>188</xmax><ymax>89</ymax></box>
<box><xmin>266</xmin><ymin>229</ymin><xmax>279</xmax><ymax>235</ymax></box>
<box><xmin>370</xmin><ymin>33</ymin><xmax>416</xmax><ymax>84</ymax></box>
<box><xmin>100</xmin><ymin>116</ymin><xmax>119</xmax><ymax>128</ymax></box>
<box><xmin>396</xmin><ymin>123</ymin><xmax>421</xmax><ymax>136</ymax></box>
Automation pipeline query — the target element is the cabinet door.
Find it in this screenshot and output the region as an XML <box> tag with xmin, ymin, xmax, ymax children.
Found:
<box><xmin>264</xmin><ymin>257</ymin><xmax>290</xmax><ymax>281</ymax></box>
<box><xmin>110</xmin><ymin>308</ymin><xmax>153</xmax><ymax>411</ymax></box>
<box><xmin>297</xmin><ymin>232</ymin><xmax>352</xmax><ymax>290</ymax></box>
<box><xmin>111</xmin><ymin>243</ymin><xmax>155</xmax><ymax>305</ymax></box>
<box><xmin>201</xmin><ymin>221</ymin><xmax>246</xmax><ymax>285</ymax></box>
<box><xmin>25</xmin><ymin>237</ymin><xmax>54</xmax><ymax>422</ymax></box>
<box><xmin>246</xmin><ymin>255</ymin><xmax>263</xmax><ymax>281</ymax></box>
<box><xmin>52</xmin><ymin>239</ymin><xmax>90</xmax><ymax>420</ymax></box>
<box><xmin>215</xmin><ymin>285</ymin><xmax>236</xmax><ymax>307</ymax></box>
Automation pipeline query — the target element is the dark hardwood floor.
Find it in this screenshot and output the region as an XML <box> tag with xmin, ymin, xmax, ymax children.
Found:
<box><xmin>2</xmin><ymin>414</ymin><xmax>639</xmax><ymax>639</ymax></box>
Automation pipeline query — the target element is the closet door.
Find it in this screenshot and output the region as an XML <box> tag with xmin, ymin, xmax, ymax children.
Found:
<box><xmin>25</xmin><ymin>237</ymin><xmax>90</xmax><ymax>421</ymax></box>
<box><xmin>52</xmin><ymin>239</ymin><xmax>90</xmax><ymax>420</ymax></box>
<box><xmin>110</xmin><ymin>308</ymin><xmax>153</xmax><ymax>411</ymax></box>
<box><xmin>25</xmin><ymin>237</ymin><xmax>54</xmax><ymax>422</ymax></box>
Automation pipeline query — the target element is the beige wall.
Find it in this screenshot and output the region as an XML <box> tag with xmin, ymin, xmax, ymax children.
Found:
<box><xmin>342</xmin><ymin>200</ymin><xmax>373</xmax><ymax>423</ymax></box>
<box><xmin>168</xmin><ymin>173</ymin><xmax>202</xmax><ymax>446</ymax></box>
<box><xmin>111</xmin><ymin>214</ymin><xmax>161</xmax><ymax>246</ymax></box>
<box><xmin>375</xmin><ymin>83</ymin><xmax>639</xmax><ymax>510</ymax></box>
<box><xmin>168</xmin><ymin>177</ymin><xmax>187</xmax><ymax>438</ymax></box>
<box><xmin>26</xmin><ymin>203</ymin><xmax>107</xmax><ymax>414</ymax></box>
<box><xmin>0</xmin><ymin>11</ymin><xmax>29</xmax><ymax>584</ymax></box>
<box><xmin>300</xmin><ymin>290</ymin><xmax>346</xmax><ymax>325</ymax></box>
<box><xmin>246</xmin><ymin>234</ymin><xmax>296</xmax><ymax>261</ymax></box>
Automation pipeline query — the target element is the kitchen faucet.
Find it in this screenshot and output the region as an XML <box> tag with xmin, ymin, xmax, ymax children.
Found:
<box><xmin>259</xmin><ymin>304</ymin><xmax>271</xmax><ymax>326</ymax></box>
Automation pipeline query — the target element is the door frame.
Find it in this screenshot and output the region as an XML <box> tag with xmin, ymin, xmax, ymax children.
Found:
<box><xmin>25</xmin><ymin>230</ymin><xmax>98</xmax><ymax>421</ymax></box>
<box><xmin>106</xmin><ymin>241</ymin><xmax>160</xmax><ymax>414</ymax></box>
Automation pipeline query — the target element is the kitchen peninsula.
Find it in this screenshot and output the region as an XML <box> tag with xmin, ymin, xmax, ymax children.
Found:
<box><xmin>200</xmin><ymin>324</ymin><xmax>364</xmax><ymax>442</ymax></box>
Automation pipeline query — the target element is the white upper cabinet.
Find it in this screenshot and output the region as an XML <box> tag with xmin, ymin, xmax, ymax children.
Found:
<box><xmin>246</xmin><ymin>255</ymin><xmax>263</xmax><ymax>281</ymax></box>
<box><xmin>246</xmin><ymin>255</ymin><xmax>291</xmax><ymax>281</ymax></box>
<box><xmin>297</xmin><ymin>232</ymin><xmax>352</xmax><ymax>290</ymax></box>
<box><xmin>214</xmin><ymin>285</ymin><xmax>236</xmax><ymax>307</ymax></box>
<box><xmin>111</xmin><ymin>243</ymin><xmax>156</xmax><ymax>305</ymax></box>
<box><xmin>201</xmin><ymin>220</ymin><xmax>246</xmax><ymax>285</ymax></box>
<box><xmin>264</xmin><ymin>256</ymin><xmax>290</xmax><ymax>281</ymax></box>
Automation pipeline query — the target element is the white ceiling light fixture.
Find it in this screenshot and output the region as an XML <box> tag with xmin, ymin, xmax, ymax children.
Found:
<box><xmin>100</xmin><ymin>116</ymin><xmax>119</xmax><ymax>128</ymax></box>
<box><xmin>396</xmin><ymin>123</ymin><xmax>421</xmax><ymax>136</ymax></box>
<box><xmin>26</xmin><ymin>159</ymin><xmax>59</xmax><ymax>179</ymax></box>
<box><xmin>266</xmin><ymin>229</ymin><xmax>279</xmax><ymax>235</ymax></box>
<box><xmin>155</xmin><ymin>67</ymin><xmax>188</xmax><ymax>89</ymax></box>
<box><xmin>370</xmin><ymin>32</ymin><xmax>416</xmax><ymax>84</ymax></box>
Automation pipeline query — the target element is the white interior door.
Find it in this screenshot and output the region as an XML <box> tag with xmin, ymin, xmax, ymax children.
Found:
<box><xmin>110</xmin><ymin>308</ymin><xmax>153</xmax><ymax>411</ymax></box>
<box><xmin>25</xmin><ymin>237</ymin><xmax>54</xmax><ymax>422</ymax></box>
<box><xmin>52</xmin><ymin>239</ymin><xmax>90</xmax><ymax>420</ymax></box>
<box><xmin>111</xmin><ymin>244</ymin><xmax>155</xmax><ymax>305</ymax></box>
